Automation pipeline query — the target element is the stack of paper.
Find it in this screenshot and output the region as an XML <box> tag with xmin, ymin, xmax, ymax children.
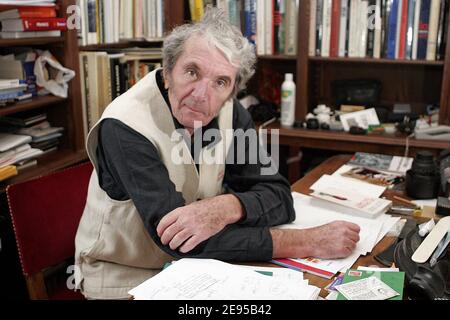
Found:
<box><xmin>129</xmin><ymin>259</ymin><xmax>321</xmax><ymax>300</ymax></box>
<box><xmin>309</xmin><ymin>174</ymin><xmax>392</xmax><ymax>218</ymax></box>
<box><xmin>272</xmin><ymin>192</ymin><xmax>400</xmax><ymax>279</ymax></box>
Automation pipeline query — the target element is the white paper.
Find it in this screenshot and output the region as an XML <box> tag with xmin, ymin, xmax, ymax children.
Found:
<box><xmin>335</xmin><ymin>276</ymin><xmax>399</xmax><ymax>300</ymax></box>
<box><xmin>129</xmin><ymin>259</ymin><xmax>320</xmax><ymax>300</ymax></box>
<box><xmin>339</xmin><ymin>108</ymin><xmax>380</xmax><ymax>131</ymax></box>
<box><xmin>312</xmin><ymin>173</ymin><xmax>386</xmax><ymax>198</ymax></box>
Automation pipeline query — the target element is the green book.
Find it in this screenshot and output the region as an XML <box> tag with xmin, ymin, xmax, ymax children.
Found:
<box><xmin>337</xmin><ymin>269</ymin><xmax>406</xmax><ymax>300</ymax></box>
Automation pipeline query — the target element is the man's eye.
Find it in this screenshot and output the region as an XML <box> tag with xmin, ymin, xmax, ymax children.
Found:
<box><xmin>186</xmin><ymin>69</ymin><xmax>197</xmax><ymax>78</ymax></box>
<box><xmin>216</xmin><ymin>79</ymin><xmax>227</xmax><ymax>88</ymax></box>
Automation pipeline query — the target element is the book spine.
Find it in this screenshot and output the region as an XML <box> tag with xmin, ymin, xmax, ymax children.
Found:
<box><xmin>316</xmin><ymin>0</ymin><xmax>323</xmax><ymax>56</ymax></box>
<box><xmin>405</xmin><ymin>0</ymin><xmax>416</xmax><ymax>59</ymax></box>
<box><xmin>21</xmin><ymin>18</ymin><xmax>68</xmax><ymax>31</ymax></box>
<box><xmin>426</xmin><ymin>0</ymin><xmax>440</xmax><ymax>60</ymax></box>
<box><xmin>412</xmin><ymin>0</ymin><xmax>421</xmax><ymax>59</ymax></box>
<box><xmin>273</xmin><ymin>0</ymin><xmax>282</xmax><ymax>54</ymax></box>
<box><xmin>330</xmin><ymin>0</ymin><xmax>341</xmax><ymax>57</ymax></box>
<box><xmin>321</xmin><ymin>0</ymin><xmax>331</xmax><ymax>57</ymax></box>
<box><xmin>417</xmin><ymin>0</ymin><xmax>430</xmax><ymax>60</ymax></box>
<box><xmin>17</xmin><ymin>7</ymin><xmax>57</xmax><ymax>19</ymax></box>
<box><xmin>398</xmin><ymin>0</ymin><xmax>408</xmax><ymax>59</ymax></box>
<box><xmin>367</xmin><ymin>0</ymin><xmax>377</xmax><ymax>58</ymax></box>
<box><xmin>309</xmin><ymin>0</ymin><xmax>317</xmax><ymax>56</ymax></box>
<box><xmin>338</xmin><ymin>0</ymin><xmax>348</xmax><ymax>57</ymax></box>
<box><xmin>387</xmin><ymin>0</ymin><xmax>399</xmax><ymax>59</ymax></box>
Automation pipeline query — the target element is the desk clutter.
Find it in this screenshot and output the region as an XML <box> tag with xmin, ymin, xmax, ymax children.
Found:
<box><xmin>127</xmin><ymin>152</ymin><xmax>449</xmax><ymax>300</ymax></box>
<box><xmin>129</xmin><ymin>259</ymin><xmax>320</xmax><ymax>300</ymax></box>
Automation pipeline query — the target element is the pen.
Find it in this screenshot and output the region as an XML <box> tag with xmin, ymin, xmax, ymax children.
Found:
<box><xmin>319</xmin><ymin>192</ymin><xmax>347</xmax><ymax>201</ymax></box>
<box><xmin>393</xmin><ymin>195</ymin><xmax>420</xmax><ymax>209</ymax></box>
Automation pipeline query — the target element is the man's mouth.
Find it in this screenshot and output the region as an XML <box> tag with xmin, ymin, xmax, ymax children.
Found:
<box><xmin>183</xmin><ymin>104</ymin><xmax>204</xmax><ymax>115</ymax></box>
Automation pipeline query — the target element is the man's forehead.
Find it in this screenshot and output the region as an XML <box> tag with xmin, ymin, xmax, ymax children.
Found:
<box><xmin>180</xmin><ymin>36</ymin><xmax>238</xmax><ymax>76</ymax></box>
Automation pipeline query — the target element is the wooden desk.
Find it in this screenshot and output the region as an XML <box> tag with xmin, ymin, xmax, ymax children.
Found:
<box><xmin>283</xmin><ymin>154</ymin><xmax>402</xmax><ymax>298</ymax></box>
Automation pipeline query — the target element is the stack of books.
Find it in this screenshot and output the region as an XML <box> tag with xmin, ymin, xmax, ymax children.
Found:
<box><xmin>1</xmin><ymin>113</ymin><xmax>63</xmax><ymax>154</ymax></box>
<box><xmin>0</xmin><ymin>79</ymin><xmax>30</xmax><ymax>106</ymax></box>
<box><xmin>0</xmin><ymin>1</ymin><xmax>66</xmax><ymax>39</ymax></box>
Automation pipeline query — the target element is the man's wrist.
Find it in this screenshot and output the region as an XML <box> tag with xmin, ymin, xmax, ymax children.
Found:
<box><xmin>220</xmin><ymin>194</ymin><xmax>245</xmax><ymax>224</ymax></box>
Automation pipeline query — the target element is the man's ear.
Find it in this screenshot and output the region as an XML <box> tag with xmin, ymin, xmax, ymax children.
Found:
<box><xmin>162</xmin><ymin>69</ymin><xmax>170</xmax><ymax>89</ymax></box>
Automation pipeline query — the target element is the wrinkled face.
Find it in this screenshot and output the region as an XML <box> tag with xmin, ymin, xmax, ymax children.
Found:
<box><xmin>164</xmin><ymin>36</ymin><xmax>238</xmax><ymax>134</ymax></box>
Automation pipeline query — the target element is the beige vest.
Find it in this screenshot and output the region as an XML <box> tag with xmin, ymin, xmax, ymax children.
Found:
<box><xmin>74</xmin><ymin>69</ymin><xmax>233</xmax><ymax>299</ymax></box>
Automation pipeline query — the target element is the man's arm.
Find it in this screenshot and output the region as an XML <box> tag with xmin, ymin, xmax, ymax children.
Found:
<box><xmin>97</xmin><ymin>119</ymin><xmax>272</xmax><ymax>261</ymax></box>
<box><xmin>223</xmin><ymin>101</ymin><xmax>296</xmax><ymax>227</ymax></box>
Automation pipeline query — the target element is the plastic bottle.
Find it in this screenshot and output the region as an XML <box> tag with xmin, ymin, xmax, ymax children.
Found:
<box><xmin>281</xmin><ymin>73</ymin><xmax>296</xmax><ymax>127</ymax></box>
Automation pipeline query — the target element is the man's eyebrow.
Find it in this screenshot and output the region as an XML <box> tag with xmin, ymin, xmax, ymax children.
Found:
<box><xmin>183</xmin><ymin>62</ymin><xmax>200</xmax><ymax>70</ymax></box>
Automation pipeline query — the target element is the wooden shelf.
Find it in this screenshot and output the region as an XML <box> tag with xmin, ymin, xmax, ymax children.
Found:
<box><xmin>0</xmin><ymin>37</ymin><xmax>64</xmax><ymax>47</ymax></box>
<box><xmin>264</xmin><ymin>123</ymin><xmax>450</xmax><ymax>154</ymax></box>
<box><xmin>308</xmin><ymin>56</ymin><xmax>445</xmax><ymax>67</ymax></box>
<box><xmin>79</xmin><ymin>39</ymin><xmax>163</xmax><ymax>51</ymax></box>
<box><xmin>258</xmin><ymin>54</ymin><xmax>297</xmax><ymax>61</ymax></box>
<box><xmin>1</xmin><ymin>149</ymin><xmax>88</xmax><ymax>192</ymax></box>
<box><xmin>0</xmin><ymin>96</ymin><xmax>66</xmax><ymax>117</ymax></box>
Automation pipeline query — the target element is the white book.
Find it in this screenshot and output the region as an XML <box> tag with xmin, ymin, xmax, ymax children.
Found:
<box><xmin>348</xmin><ymin>0</ymin><xmax>357</xmax><ymax>57</ymax></box>
<box><xmin>0</xmin><ymin>133</ymin><xmax>32</xmax><ymax>153</ymax></box>
<box><xmin>321</xmin><ymin>0</ymin><xmax>331</xmax><ymax>57</ymax></box>
<box><xmin>310</xmin><ymin>186</ymin><xmax>391</xmax><ymax>218</ymax></box>
<box><xmin>426</xmin><ymin>0</ymin><xmax>440</xmax><ymax>61</ymax></box>
<box><xmin>412</xmin><ymin>0</ymin><xmax>421</xmax><ymax>60</ymax></box>
<box><xmin>359</xmin><ymin>0</ymin><xmax>368</xmax><ymax>57</ymax></box>
<box><xmin>256</xmin><ymin>0</ymin><xmax>265</xmax><ymax>55</ymax></box>
<box><xmin>338</xmin><ymin>0</ymin><xmax>348</xmax><ymax>57</ymax></box>
<box><xmin>0</xmin><ymin>30</ymin><xmax>60</xmax><ymax>39</ymax></box>
<box><xmin>264</xmin><ymin>0</ymin><xmax>273</xmax><ymax>55</ymax></box>
<box><xmin>156</xmin><ymin>0</ymin><xmax>163</xmax><ymax>38</ymax></box>
<box><xmin>102</xmin><ymin>0</ymin><xmax>114</xmax><ymax>43</ymax></box>
<box><xmin>309</xmin><ymin>0</ymin><xmax>317</xmax><ymax>56</ymax></box>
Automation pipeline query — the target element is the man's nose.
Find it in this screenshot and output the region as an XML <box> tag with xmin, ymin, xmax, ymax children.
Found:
<box><xmin>191</xmin><ymin>79</ymin><xmax>209</xmax><ymax>100</ymax></box>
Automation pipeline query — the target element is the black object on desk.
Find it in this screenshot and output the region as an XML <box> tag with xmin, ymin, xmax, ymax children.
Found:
<box><xmin>374</xmin><ymin>219</ymin><xmax>417</xmax><ymax>267</ymax></box>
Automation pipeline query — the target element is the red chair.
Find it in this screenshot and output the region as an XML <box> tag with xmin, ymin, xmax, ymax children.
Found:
<box><xmin>6</xmin><ymin>162</ymin><xmax>93</xmax><ymax>300</ymax></box>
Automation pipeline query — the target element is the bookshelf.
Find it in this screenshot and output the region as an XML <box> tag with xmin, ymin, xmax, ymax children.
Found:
<box><xmin>284</xmin><ymin>0</ymin><xmax>450</xmax><ymax>158</ymax></box>
<box><xmin>0</xmin><ymin>0</ymin><xmax>186</xmax><ymax>190</ymax></box>
<box><xmin>0</xmin><ymin>0</ymin><xmax>88</xmax><ymax>191</ymax></box>
<box><xmin>296</xmin><ymin>1</ymin><xmax>450</xmax><ymax>124</ymax></box>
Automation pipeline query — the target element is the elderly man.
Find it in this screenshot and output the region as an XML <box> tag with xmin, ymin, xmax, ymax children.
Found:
<box><xmin>75</xmin><ymin>9</ymin><xmax>360</xmax><ymax>299</ymax></box>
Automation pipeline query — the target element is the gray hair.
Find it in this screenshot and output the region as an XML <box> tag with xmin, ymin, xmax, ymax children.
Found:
<box><xmin>162</xmin><ymin>7</ymin><xmax>256</xmax><ymax>96</ymax></box>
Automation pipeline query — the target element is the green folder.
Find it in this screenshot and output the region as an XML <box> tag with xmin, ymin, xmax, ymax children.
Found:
<box><xmin>336</xmin><ymin>269</ymin><xmax>405</xmax><ymax>300</ymax></box>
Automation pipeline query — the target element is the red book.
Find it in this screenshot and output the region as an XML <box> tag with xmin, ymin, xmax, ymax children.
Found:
<box><xmin>1</xmin><ymin>18</ymin><xmax>67</xmax><ymax>32</ymax></box>
<box><xmin>329</xmin><ymin>0</ymin><xmax>341</xmax><ymax>57</ymax></box>
<box><xmin>0</xmin><ymin>6</ymin><xmax>56</xmax><ymax>20</ymax></box>
<box><xmin>398</xmin><ymin>0</ymin><xmax>409</xmax><ymax>59</ymax></box>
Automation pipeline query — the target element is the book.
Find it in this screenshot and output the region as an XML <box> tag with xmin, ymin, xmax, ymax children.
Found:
<box><xmin>0</xmin><ymin>17</ymin><xmax>67</xmax><ymax>32</ymax></box>
<box><xmin>310</xmin><ymin>186</ymin><xmax>392</xmax><ymax>218</ymax></box>
<box><xmin>0</xmin><ymin>30</ymin><xmax>61</xmax><ymax>38</ymax></box>
<box><xmin>0</xmin><ymin>165</ymin><xmax>17</xmax><ymax>181</ymax></box>
<box><xmin>271</xmin><ymin>258</ymin><xmax>336</xmax><ymax>279</ymax></box>
<box><xmin>348</xmin><ymin>152</ymin><xmax>413</xmax><ymax>175</ymax></box>
<box><xmin>336</xmin><ymin>269</ymin><xmax>405</xmax><ymax>300</ymax></box>
<box><xmin>0</xmin><ymin>133</ymin><xmax>32</xmax><ymax>152</ymax></box>
<box><xmin>0</xmin><ymin>6</ymin><xmax>56</xmax><ymax>20</ymax></box>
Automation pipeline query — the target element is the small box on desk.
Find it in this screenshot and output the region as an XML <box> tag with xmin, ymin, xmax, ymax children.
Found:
<box><xmin>436</xmin><ymin>197</ymin><xmax>450</xmax><ymax>216</ymax></box>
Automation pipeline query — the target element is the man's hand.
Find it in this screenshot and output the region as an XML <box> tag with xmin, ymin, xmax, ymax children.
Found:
<box><xmin>305</xmin><ymin>221</ymin><xmax>361</xmax><ymax>259</ymax></box>
<box><xmin>156</xmin><ymin>194</ymin><xmax>244</xmax><ymax>253</ymax></box>
<box><xmin>271</xmin><ymin>220</ymin><xmax>361</xmax><ymax>259</ymax></box>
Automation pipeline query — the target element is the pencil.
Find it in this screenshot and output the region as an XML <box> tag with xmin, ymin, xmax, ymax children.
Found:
<box><xmin>393</xmin><ymin>195</ymin><xmax>419</xmax><ymax>208</ymax></box>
